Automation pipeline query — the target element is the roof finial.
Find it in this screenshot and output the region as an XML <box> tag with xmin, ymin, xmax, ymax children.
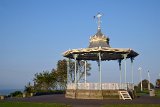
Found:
<box><xmin>96</xmin><ymin>12</ymin><xmax>102</xmax><ymax>30</ymax></box>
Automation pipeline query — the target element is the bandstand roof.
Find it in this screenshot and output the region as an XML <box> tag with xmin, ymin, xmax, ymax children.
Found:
<box><xmin>63</xmin><ymin>13</ymin><xmax>139</xmax><ymax>61</ymax></box>
<box><xmin>63</xmin><ymin>47</ymin><xmax>138</xmax><ymax>61</ymax></box>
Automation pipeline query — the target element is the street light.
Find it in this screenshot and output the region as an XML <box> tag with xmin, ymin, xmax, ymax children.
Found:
<box><xmin>148</xmin><ymin>70</ymin><xmax>150</xmax><ymax>90</ymax></box>
<box><xmin>138</xmin><ymin>67</ymin><xmax>143</xmax><ymax>91</ymax></box>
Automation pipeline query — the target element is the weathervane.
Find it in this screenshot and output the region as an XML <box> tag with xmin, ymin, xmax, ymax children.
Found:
<box><xmin>94</xmin><ymin>13</ymin><xmax>103</xmax><ymax>30</ymax></box>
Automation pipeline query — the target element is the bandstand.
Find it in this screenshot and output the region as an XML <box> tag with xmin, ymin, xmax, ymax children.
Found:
<box><xmin>63</xmin><ymin>13</ymin><xmax>139</xmax><ymax>99</ymax></box>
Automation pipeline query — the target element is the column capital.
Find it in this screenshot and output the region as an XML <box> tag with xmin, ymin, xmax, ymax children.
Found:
<box><xmin>118</xmin><ymin>59</ymin><xmax>122</xmax><ymax>64</ymax></box>
<box><xmin>98</xmin><ymin>52</ymin><xmax>102</xmax><ymax>60</ymax></box>
<box><xmin>123</xmin><ymin>54</ymin><xmax>128</xmax><ymax>59</ymax></box>
<box><xmin>130</xmin><ymin>57</ymin><xmax>134</xmax><ymax>63</ymax></box>
<box><xmin>73</xmin><ymin>54</ymin><xmax>78</xmax><ymax>59</ymax></box>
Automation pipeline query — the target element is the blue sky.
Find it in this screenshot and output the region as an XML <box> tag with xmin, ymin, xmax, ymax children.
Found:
<box><xmin>0</xmin><ymin>0</ymin><xmax>160</xmax><ymax>90</ymax></box>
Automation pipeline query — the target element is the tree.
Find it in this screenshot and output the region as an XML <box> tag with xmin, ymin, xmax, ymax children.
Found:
<box><xmin>29</xmin><ymin>59</ymin><xmax>91</xmax><ymax>92</ymax></box>
<box><xmin>156</xmin><ymin>79</ymin><xmax>160</xmax><ymax>88</ymax></box>
<box><xmin>33</xmin><ymin>70</ymin><xmax>56</xmax><ymax>91</ymax></box>
<box><xmin>67</xmin><ymin>60</ymin><xmax>91</xmax><ymax>83</ymax></box>
<box><xmin>54</xmin><ymin>59</ymin><xmax>67</xmax><ymax>90</ymax></box>
<box><xmin>138</xmin><ymin>79</ymin><xmax>154</xmax><ymax>90</ymax></box>
<box><xmin>52</xmin><ymin>59</ymin><xmax>91</xmax><ymax>89</ymax></box>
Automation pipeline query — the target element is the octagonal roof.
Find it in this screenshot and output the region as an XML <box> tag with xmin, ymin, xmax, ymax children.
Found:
<box><xmin>63</xmin><ymin>13</ymin><xmax>139</xmax><ymax>61</ymax></box>
<box><xmin>89</xmin><ymin>29</ymin><xmax>110</xmax><ymax>48</ymax></box>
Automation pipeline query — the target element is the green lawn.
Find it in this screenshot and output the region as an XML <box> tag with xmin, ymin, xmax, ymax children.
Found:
<box><xmin>102</xmin><ymin>104</ymin><xmax>160</xmax><ymax>107</ymax></box>
<box><xmin>1</xmin><ymin>102</ymin><xmax>160</xmax><ymax>107</ymax></box>
<box><xmin>0</xmin><ymin>102</ymin><xmax>70</xmax><ymax>107</ymax></box>
<box><xmin>136</xmin><ymin>89</ymin><xmax>160</xmax><ymax>97</ymax></box>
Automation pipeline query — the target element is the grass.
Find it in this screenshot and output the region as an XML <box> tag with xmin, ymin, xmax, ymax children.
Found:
<box><xmin>136</xmin><ymin>89</ymin><xmax>160</xmax><ymax>97</ymax></box>
<box><xmin>102</xmin><ymin>104</ymin><xmax>160</xmax><ymax>107</ymax></box>
<box><xmin>1</xmin><ymin>102</ymin><xmax>160</xmax><ymax>107</ymax></box>
<box><xmin>0</xmin><ymin>102</ymin><xmax>70</xmax><ymax>107</ymax></box>
<box><xmin>136</xmin><ymin>92</ymin><xmax>148</xmax><ymax>96</ymax></box>
<box><xmin>155</xmin><ymin>89</ymin><xmax>160</xmax><ymax>96</ymax></box>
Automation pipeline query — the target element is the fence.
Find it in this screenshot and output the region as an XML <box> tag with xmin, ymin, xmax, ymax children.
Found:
<box><xmin>67</xmin><ymin>83</ymin><xmax>134</xmax><ymax>90</ymax></box>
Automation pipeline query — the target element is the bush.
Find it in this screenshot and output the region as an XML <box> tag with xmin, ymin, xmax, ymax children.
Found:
<box><xmin>34</xmin><ymin>90</ymin><xmax>65</xmax><ymax>96</ymax></box>
<box><xmin>10</xmin><ymin>91</ymin><xmax>23</xmax><ymax>97</ymax></box>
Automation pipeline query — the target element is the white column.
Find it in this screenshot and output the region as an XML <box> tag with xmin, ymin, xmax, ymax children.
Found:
<box><xmin>123</xmin><ymin>54</ymin><xmax>127</xmax><ymax>84</ymax></box>
<box><xmin>66</xmin><ymin>58</ymin><xmax>70</xmax><ymax>84</ymax></box>
<box><xmin>84</xmin><ymin>60</ymin><xmax>87</xmax><ymax>84</ymax></box>
<box><xmin>118</xmin><ymin>59</ymin><xmax>122</xmax><ymax>89</ymax></box>
<box><xmin>77</xmin><ymin>61</ymin><xmax>80</xmax><ymax>84</ymax></box>
<box><xmin>98</xmin><ymin>52</ymin><xmax>102</xmax><ymax>90</ymax></box>
<box><xmin>73</xmin><ymin>54</ymin><xmax>78</xmax><ymax>89</ymax></box>
<box><xmin>131</xmin><ymin>58</ymin><xmax>134</xmax><ymax>84</ymax></box>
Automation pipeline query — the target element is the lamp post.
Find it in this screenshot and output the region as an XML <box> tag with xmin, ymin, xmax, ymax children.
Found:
<box><xmin>138</xmin><ymin>67</ymin><xmax>143</xmax><ymax>91</ymax></box>
<box><xmin>148</xmin><ymin>70</ymin><xmax>150</xmax><ymax>90</ymax></box>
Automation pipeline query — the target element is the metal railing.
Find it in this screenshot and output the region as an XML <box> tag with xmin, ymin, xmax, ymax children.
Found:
<box><xmin>67</xmin><ymin>83</ymin><xmax>134</xmax><ymax>90</ymax></box>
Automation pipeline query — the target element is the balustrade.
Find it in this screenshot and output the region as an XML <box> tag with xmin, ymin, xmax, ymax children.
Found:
<box><xmin>67</xmin><ymin>83</ymin><xmax>134</xmax><ymax>90</ymax></box>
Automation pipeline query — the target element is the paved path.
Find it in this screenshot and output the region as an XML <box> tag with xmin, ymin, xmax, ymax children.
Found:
<box><xmin>3</xmin><ymin>94</ymin><xmax>160</xmax><ymax>107</ymax></box>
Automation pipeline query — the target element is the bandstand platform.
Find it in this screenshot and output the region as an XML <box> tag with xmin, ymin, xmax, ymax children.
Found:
<box><xmin>65</xmin><ymin>83</ymin><xmax>134</xmax><ymax>99</ymax></box>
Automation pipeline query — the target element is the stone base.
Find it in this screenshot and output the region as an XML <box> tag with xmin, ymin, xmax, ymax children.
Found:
<box><xmin>65</xmin><ymin>89</ymin><xmax>120</xmax><ymax>99</ymax></box>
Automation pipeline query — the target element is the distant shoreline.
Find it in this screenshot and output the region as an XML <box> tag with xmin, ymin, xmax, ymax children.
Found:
<box><xmin>0</xmin><ymin>89</ymin><xmax>23</xmax><ymax>96</ymax></box>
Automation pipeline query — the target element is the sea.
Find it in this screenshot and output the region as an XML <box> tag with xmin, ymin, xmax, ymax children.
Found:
<box><xmin>0</xmin><ymin>89</ymin><xmax>24</xmax><ymax>96</ymax></box>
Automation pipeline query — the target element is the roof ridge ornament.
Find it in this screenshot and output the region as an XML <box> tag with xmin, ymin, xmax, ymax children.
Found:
<box><xmin>94</xmin><ymin>12</ymin><xmax>103</xmax><ymax>30</ymax></box>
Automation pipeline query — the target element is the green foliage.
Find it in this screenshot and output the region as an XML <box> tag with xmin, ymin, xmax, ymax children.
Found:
<box><xmin>33</xmin><ymin>70</ymin><xmax>57</xmax><ymax>91</ymax></box>
<box><xmin>135</xmin><ymin>79</ymin><xmax>155</xmax><ymax>96</ymax></box>
<box><xmin>34</xmin><ymin>90</ymin><xmax>65</xmax><ymax>96</ymax></box>
<box><xmin>156</xmin><ymin>79</ymin><xmax>160</xmax><ymax>88</ymax></box>
<box><xmin>30</xmin><ymin>59</ymin><xmax>91</xmax><ymax>93</ymax></box>
<box><xmin>32</xmin><ymin>60</ymin><xmax>68</xmax><ymax>92</ymax></box>
<box><xmin>68</xmin><ymin>60</ymin><xmax>91</xmax><ymax>83</ymax></box>
<box><xmin>55</xmin><ymin>59</ymin><xmax>67</xmax><ymax>90</ymax></box>
<box><xmin>0</xmin><ymin>102</ymin><xmax>70</xmax><ymax>107</ymax></box>
<box><xmin>137</xmin><ymin>79</ymin><xmax>154</xmax><ymax>91</ymax></box>
<box><xmin>10</xmin><ymin>91</ymin><xmax>23</xmax><ymax>97</ymax></box>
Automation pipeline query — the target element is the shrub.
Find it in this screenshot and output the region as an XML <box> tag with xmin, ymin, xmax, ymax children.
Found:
<box><xmin>34</xmin><ymin>90</ymin><xmax>65</xmax><ymax>96</ymax></box>
<box><xmin>10</xmin><ymin>91</ymin><xmax>23</xmax><ymax>97</ymax></box>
